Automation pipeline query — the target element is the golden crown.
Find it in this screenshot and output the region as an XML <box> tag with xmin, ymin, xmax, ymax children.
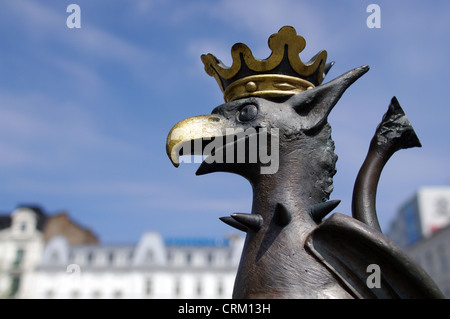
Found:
<box><xmin>201</xmin><ymin>26</ymin><xmax>333</xmax><ymax>102</ymax></box>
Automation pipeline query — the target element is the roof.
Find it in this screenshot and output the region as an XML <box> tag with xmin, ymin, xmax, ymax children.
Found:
<box><xmin>164</xmin><ymin>237</ymin><xmax>231</xmax><ymax>247</ymax></box>
<box><xmin>16</xmin><ymin>204</ymin><xmax>48</xmax><ymax>231</ymax></box>
<box><xmin>0</xmin><ymin>215</ymin><xmax>11</xmax><ymax>230</ymax></box>
<box><xmin>0</xmin><ymin>205</ymin><xmax>48</xmax><ymax>231</ymax></box>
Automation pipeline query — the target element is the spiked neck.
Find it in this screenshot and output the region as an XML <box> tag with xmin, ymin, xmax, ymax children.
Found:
<box><xmin>250</xmin><ymin>123</ymin><xmax>336</xmax><ymax>222</ymax></box>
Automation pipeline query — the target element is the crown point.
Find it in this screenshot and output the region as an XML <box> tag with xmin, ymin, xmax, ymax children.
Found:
<box><xmin>202</xmin><ymin>26</ymin><xmax>329</xmax><ymax>102</ymax></box>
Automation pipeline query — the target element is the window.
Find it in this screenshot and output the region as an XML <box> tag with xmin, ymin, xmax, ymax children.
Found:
<box><xmin>20</xmin><ymin>222</ymin><xmax>27</xmax><ymax>232</ymax></box>
<box><xmin>87</xmin><ymin>251</ymin><xmax>94</xmax><ymax>264</ymax></box>
<box><xmin>174</xmin><ymin>279</ymin><xmax>181</xmax><ymax>297</ymax></box>
<box><xmin>13</xmin><ymin>249</ymin><xmax>25</xmax><ymax>267</ymax></box>
<box><xmin>166</xmin><ymin>251</ymin><xmax>173</xmax><ymax>264</ymax></box>
<box><xmin>207</xmin><ymin>252</ymin><xmax>214</xmax><ymax>265</ymax></box>
<box><xmin>145</xmin><ymin>278</ymin><xmax>152</xmax><ymax>296</ymax></box>
<box><xmin>9</xmin><ymin>276</ymin><xmax>21</xmax><ymax>297</ymax></box>
<box><xmin>217</xmin><ymin>279</ymin><xmax>224</xmax><ymax>297</ymax></box>
<box><xmin>108</xmin><ymin>252</ymin><xmax>114</xmax><ymax>265</ymax></box>
<box><xmin>196</xmin><ymin>279</ymin><xmax>202</xmax><ymax>297</ymax></box>
<box><xmin>186</xmin><ymin>252</ymin><xmax>192</xmax><ymax>265</ymax></box>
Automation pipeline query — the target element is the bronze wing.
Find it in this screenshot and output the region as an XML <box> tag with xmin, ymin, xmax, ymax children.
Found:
<box><xmin>305</xmin><ymin>213</ymin><xmax>445</xmax><ymax>299</ymax></box>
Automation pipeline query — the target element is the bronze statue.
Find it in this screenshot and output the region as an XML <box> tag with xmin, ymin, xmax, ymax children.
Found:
<box><xmin>166</xmin><ymin>26</ymin><xmax>444</xmax><ymax>298</ymax></box>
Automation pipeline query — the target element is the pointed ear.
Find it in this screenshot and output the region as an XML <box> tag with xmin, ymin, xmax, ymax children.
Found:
<box><xmin>289</xmin><ymin>65</ymin><xmax>369</xmax><ymax>131</ymax></box>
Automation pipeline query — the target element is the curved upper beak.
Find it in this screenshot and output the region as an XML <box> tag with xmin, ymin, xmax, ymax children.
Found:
<box><xmin>166</xmin><ymin>114</ymin><xmax>228</xmax><ymax>167</ymax></box>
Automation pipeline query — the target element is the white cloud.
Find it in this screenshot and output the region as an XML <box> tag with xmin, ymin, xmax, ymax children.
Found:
<box><xmin>204</xmin><ymin>0</ymin><xmax>330</xmax><ymax>53</ymax></box>
<box><xmin>0</xmin><ymin>90</ymin><xmax>144</xmax><ymax>170</ymax></box>
<box><xmin>0</xmin><ymin>141</ymin><xmax>36</xmax><ymax>166</ymax></box>
<box><xmin>3</xmin><ymin>1</ymin><xmax>152</xmax><ymax>76</ymax></box>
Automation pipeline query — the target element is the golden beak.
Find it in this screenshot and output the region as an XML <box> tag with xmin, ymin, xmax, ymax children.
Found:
<box><xmin>166</xmin><ymin>114</ymin><xmax>228</xmax><ymax>167</ymax></box>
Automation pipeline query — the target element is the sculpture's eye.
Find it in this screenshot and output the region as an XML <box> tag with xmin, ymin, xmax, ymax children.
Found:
<box><xmin>237</xmin><ymin>104</ymin><xmax>258</xmax><ymax>122</ymax></box>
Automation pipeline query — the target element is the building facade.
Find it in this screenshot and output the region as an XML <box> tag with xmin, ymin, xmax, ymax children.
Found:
<box><xmin>405</xmin><ymin>224</ymin><xmax>450</xmax><ymax>297</ymax></box>
<box><xmin>387</xmin><ymin>186</ymin><xmax>450</xmax><ymax>298</ymax></box>
<box><xmin>387</xmin><ymin>186</ymin><xmax>450</xmax><ymax>249</ymax></box>
<box><xmin>0</xmin><ymin>205</ymin><xmax>244</xmax><ymax>299</ymax></box>
<box><xmin>0</xmin><ymin>206</ymin><xmax>46</xmax><ymax>298</ymax></box>
<box><xmin>32</xmin><ymin>234</ymin><xmax>243</xmax><ymax>299</ymax></box>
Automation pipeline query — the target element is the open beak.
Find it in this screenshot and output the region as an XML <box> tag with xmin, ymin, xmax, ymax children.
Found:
<box><xmin>166</xmin><ymin>114</ymin><xmax>228</xmax><ymax>167</ymax></box>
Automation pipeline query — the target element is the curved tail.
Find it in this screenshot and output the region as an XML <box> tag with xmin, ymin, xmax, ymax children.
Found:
<box><xmin>351</xmin><ymin>97</ymin><xmax>422</xmax><ymax>232</ymax></box>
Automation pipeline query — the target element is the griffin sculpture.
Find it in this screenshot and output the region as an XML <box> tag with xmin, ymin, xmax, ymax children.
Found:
<box><xmin>166</xmin><ymin>26</ymin><xmax>444</xmax><ymax>299</ymax></box>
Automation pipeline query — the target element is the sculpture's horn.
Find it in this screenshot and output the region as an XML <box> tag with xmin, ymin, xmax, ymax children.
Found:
<box><xmin>351</xmin><ymin>97</ymin><xmax>422</xmax><ymax>232</ymax></box>
<box><xmin>219</xmin><ymin>216</ymin><xmax>248</xmax><ymax>233</ymax></box>
<box><xmin>231</xmin><ymin>213</ymin><xmax>264</xmax><ymax>232</ymax></box>
<box><xmin>289</xmin><ymin>65</ymin><xmax>369</xmax><ymax>131</ymax></box>
<box><xmin>310</xmin><ymin>200</ymin><xmax>341</xmax><ymax>224</ymax></box>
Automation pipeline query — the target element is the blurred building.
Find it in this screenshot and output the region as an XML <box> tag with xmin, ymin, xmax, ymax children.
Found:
<box><xmin>387</xmin><ymin>186</ymin><xmax>450</xmax><ymax>248</ymax></box>
<box><xmin>387</xmin><ymin>186</ymin><xmax>450</xmax><ymax>298</ymax></box>
<box><xmin>405</xmin><ymin>224</ymin><xmax>450</xmax><ymax>297</ymax></box>
<box><xmin>33</xmin><ymin>234</ymin><xmax>243</xmax><ymax>299</ymax></box>
<box><xmin>0</xmin><ymin>206</ymin><xmax>46</xmax><ymax>298</ymax></box>
<box><xmin>0</xmin><ymin>205</ymin><xmax>98</xmax><ymax>298</ymax></box>
<box><xmin>0</xmin><ymin>205</ymin><xmax>243</xmax><ymax>299</ymax></box>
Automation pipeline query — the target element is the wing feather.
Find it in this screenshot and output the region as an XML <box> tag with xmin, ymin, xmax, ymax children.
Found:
<box><xmin>305</xmin><ymin>213</ymin><xmax>444</xmax><ymax>299</ymax></box>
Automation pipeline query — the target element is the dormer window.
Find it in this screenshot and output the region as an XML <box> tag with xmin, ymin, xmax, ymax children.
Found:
<box><xmin>11</xmin><ymin>207</ymin><xmax>40</xmax><ymax>236</ymax></box>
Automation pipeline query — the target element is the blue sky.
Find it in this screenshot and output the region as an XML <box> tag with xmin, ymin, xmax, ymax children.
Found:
<box><xmin>0</xmin><ymin>0</ymin><xmax>449</xmax><ymax>243</ymax></box>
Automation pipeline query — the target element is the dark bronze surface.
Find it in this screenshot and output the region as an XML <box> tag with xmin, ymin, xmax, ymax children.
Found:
<box><xmin>166</xmin><ymin>27</ymin><xmax>444</xmax><ymax>298</ymax></box>
<box><xmin>352</xmin><ymin>96</ymin><xmax>422</xmax><ymax>231</ymax></box>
